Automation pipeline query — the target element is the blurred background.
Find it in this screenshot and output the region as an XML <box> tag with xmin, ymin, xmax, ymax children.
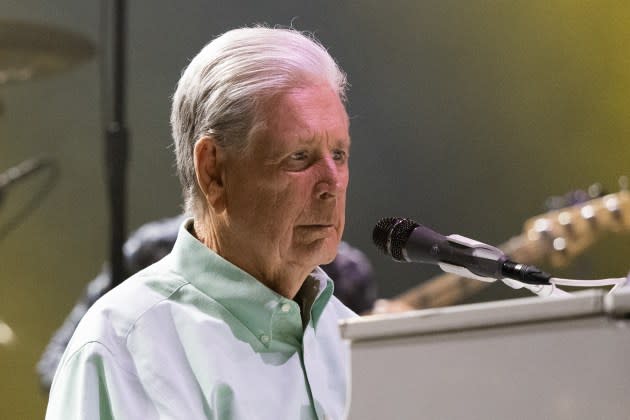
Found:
<box><xmin>0</xmin><ymin>0</ymin><xmax>628</xmax><ymax>417</ymax></box>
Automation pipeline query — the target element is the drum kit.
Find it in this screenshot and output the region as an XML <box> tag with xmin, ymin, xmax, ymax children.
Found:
<box><xmin>0</xmin><ymin>18</ymin><xmax>94</xmax><ymax>346</ymax></box>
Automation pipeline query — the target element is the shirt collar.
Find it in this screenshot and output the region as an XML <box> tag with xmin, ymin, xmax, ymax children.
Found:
<box><xmin>169</xmin><ymin>218</ymin><xmax>334</xmax><ymax>348</ymax></box>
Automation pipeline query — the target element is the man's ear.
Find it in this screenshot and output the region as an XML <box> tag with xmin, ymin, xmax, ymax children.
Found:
<box><xmin>193</xmin><ymin>136</ymin><xmax>227</xmax><ymax>212</ymax></box>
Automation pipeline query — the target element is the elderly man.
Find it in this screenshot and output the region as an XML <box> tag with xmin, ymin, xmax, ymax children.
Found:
<box><xmin>46</xmin><ymin>27</ymin><xmax>356</xmax><ymax>419</ymax></box>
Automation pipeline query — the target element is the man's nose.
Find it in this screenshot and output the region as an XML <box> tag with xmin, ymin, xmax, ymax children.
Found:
<box><xmin>314</xmin><ymin>156</ymin><xmax>343</xmax><ymax>200</ymax></box>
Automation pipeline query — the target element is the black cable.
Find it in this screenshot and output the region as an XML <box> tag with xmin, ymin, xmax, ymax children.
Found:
<box><xmin>0</xmin><ymin>159</ymin><xmax>60</xmax><ymax>241</ymax></box>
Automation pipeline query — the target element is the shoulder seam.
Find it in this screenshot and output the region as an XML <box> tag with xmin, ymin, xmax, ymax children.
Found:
<box><xmin>123</xmin><ymin>278</ymin><xmax>190</xmax><ymax>340</ymax></box>
<box><xmin>58</xmin><ymin>340</ymin><xmax>139</xmax><ymax>378</ymax></box>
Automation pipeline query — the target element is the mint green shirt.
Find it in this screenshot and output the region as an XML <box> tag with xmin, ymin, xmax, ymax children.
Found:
<box><xmin>46</xmin><ymin>219</ymin><xmax>356</xmax><ymax>419</ymax></box>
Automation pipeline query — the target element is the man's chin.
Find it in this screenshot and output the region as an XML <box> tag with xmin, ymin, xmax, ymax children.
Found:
<box><xmin>295</xmin><ymin>236</ymin><xmax>339</xmax><ymax>266</ymax></box>
<box><xmin>318</xmin><ymin>251</ymin><xmax>337</xmax><ymax>266</ymax></box>
<box><xmin>315</xmin><ymin>237</ymin><xmax>341</xmax><ymax>266</ymax></box>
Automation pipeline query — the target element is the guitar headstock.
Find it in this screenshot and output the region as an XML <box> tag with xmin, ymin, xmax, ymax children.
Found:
<box><xmin>522</xmin><ymin>190</ymin><xmax>630</xmax><ymax>267</ymax></box>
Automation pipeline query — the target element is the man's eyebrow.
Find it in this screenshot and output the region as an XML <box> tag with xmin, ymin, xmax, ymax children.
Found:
<box><xmin>331</xmin><ymin>136</ymin><xmax>351</xmax><ymax>149</ymax></box>
<box><xmin>284</xmin><ymin>133</ymin><xmax>351</xmax><ymax>151</ymax></box>
<box><xmin>294</xmin><ymin>135</ymin><xmax>317</xmax><ymax>145</ymax></box>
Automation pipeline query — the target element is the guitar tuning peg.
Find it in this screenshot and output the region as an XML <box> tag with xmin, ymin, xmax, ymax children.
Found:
<box><xmin>544</xmin><ymin>196</ymin><xmax>566</xmax><ymax>211</ymax></box>
<box><xmin>567</xmin><ymin>189</ymin><xmax>590</xmax><ymax>206</ymax></box>
<box><xmin>587</xmin><ymin>182</ymin><xmax>606</xmax><ymax>198</ymax></box>
<box><xmin>619</xmin><ymin>176</ymin><xmax>628</xmax><ymax>191</ymax></box>
<box><xmin>544</xmin><ymin>189</ymin><xmax>589</xmax><ymax>210</ymax></box>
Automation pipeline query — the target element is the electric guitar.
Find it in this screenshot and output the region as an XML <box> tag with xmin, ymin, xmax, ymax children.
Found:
<box><xmin>372</xmin><ymin>190</ymin><xmax>630</xmax><ymax>313</ymax></box>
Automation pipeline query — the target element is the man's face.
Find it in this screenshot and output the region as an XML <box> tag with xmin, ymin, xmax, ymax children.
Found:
<box><xmin>220</xmin><ymin>83</ymin><xmax>350</xmax><ymax>281</ymax></box>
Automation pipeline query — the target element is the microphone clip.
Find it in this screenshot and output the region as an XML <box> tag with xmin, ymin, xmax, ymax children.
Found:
<box><xmin>439</xmin><ymin>234</ymin><xmax>553</xmax><ymax>287</ymax></box>
<box><xmin>440</xmin><ymin>234</ymin><xmax>507</xmax><ymax>281</ymax></box>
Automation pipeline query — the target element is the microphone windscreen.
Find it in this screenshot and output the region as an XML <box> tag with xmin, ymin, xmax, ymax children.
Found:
<box><xmin>372</xmin><ymin>217</ymin><xmax>419</xmax><ymax>261</ymax></box>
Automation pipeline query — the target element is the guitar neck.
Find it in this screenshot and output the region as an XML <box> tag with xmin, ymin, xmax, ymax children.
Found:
<box><xmin>392</xmin><ymin>233</ymin><xmax>542</xmax><ymax>310</ymax></box>
<box><xmin>385</xmin><ymin>190</ymin><xmax>630</xmax><ymax>311</ymax></box>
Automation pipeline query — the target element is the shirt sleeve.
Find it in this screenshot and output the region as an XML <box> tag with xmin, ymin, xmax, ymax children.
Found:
<box><xmin>37</xmin><ymin>271</ymin><xmax>111</xmax><ymax>391</ymax></box>
<box><xmin>45</xmin><ymin>341</ymin><xmax>157</xmax><ymax>420</ymax></box>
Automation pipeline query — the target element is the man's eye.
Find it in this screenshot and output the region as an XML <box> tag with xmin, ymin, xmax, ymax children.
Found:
<box><xmin>284</xmin><ymin>151</ymin><xmax>311</xmax><ymax>171</ymax></box>
<box><xmin>290</xmin><ymin>151</ymin><xmax>308</xmax><ymax>161</ymax></box>
<box><xmin>332</xmin><ymin>150</ymin><xmax>348</xmax><ymax>162</ymax></box>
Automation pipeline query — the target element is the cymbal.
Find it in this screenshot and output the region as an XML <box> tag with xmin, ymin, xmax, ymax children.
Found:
<box><xmin>0</xmin><ymin>20</ymin><xmax>95</xmax><ymax>85</ymax></box>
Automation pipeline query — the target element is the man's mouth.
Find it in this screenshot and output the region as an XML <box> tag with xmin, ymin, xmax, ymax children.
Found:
<box><xmin>297</xmin><ymin>224</ymin><xmax>335</xmax><ymax>231</ymax></box>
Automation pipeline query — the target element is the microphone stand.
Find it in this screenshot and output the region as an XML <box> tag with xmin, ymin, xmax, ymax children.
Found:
<box><xmin>102</xmin><ymin>0</ymin><xmax>128</xmax><ymax>289</ymax></box>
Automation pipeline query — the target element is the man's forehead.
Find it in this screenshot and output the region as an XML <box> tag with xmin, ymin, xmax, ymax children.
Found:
<box><xmin>252</xmin><ymin>101</ymin><xmax>348</xmax><ymax>138</ymax></box>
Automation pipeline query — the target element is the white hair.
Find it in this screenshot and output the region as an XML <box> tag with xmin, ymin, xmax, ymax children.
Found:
<box><xmin>171</xmin><ymin>26</ymin><xmax>348</xmax><ymax>219</ymax></box>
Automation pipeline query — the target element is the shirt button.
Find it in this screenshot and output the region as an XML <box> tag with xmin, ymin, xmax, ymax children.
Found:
<box><xmin>260</xmin><ymin>334</ymin><xmax>270</xmax><ymax>344</ymax></box>
<box><xmin>280</xmin><ymin>303</ymin><xmax>291</xmax><ymax>313</ymax></box>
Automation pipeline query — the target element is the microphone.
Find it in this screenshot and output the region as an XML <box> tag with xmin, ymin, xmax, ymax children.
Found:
<box><xmin>372</xmin><ymin>217</ymin><xmax>551</xmax><ymax>285</ymax></box>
